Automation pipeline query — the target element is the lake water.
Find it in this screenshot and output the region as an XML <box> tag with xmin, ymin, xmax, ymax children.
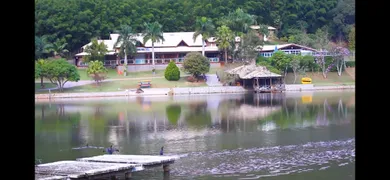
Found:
<box><xmin>35</xmin><ymin>90</ymin><xmax>355</xmax><ymax>180</ymax></box>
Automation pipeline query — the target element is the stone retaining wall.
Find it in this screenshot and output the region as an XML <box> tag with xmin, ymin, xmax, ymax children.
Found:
<box><xmin>35</xmin><ymin>85</ymin><xmax>354</xmax><ymax>99</ymax></box>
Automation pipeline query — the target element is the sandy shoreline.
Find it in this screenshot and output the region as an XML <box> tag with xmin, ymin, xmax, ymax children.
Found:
<box><xmin>35</xmin><ymin>84</ymin><xmax>354</xmax><ymax>99</ymax></box>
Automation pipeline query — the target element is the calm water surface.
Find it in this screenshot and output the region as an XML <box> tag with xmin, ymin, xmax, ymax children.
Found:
<box><xmin>35</xmin><ymin>90</ymin><xmax>355</xmax><ymax>180</ymax></box>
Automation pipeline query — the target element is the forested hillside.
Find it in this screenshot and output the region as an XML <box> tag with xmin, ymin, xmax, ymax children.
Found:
<box><xmin>35</xmin><ymin>0</ymin><xmax>355</xmax><ymax>54</ymax></box>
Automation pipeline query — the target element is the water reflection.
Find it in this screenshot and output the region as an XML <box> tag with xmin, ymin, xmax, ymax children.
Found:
<box><xmin>35</xmin><ymin>91</ymin><xmax>355</xmax><ymax>179</ymax></box>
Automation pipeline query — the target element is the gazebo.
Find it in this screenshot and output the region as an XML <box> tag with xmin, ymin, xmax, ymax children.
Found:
<box><xmin>225</xmin><ymin>64</ymin><xmax>285</xmax><ymax>93</ymax></box>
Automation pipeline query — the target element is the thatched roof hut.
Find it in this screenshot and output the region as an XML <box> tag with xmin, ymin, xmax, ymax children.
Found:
<box><xmin>225</xmin><ymin>64</ymin><xmax>281</xmax><ymax>79</ymax></box>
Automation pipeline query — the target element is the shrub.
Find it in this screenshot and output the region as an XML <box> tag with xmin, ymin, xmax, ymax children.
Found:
<box><xmin>86</xmin><ymin>60</ymin><xmax>108</xmax><ymax>85</ymax></box>
<box><xmin>164</xmin><ymin>60</ymin><xmax>180</xmax><ymax>81</ymax></box>
<box><xmin>182</xmin><ymin>52</ymin><xmax>210</xmax><ymax>78</ymax></box>
<box><xmin>346</xmin><ymin>61</ymin><xmax>355</xmax><ymax>67</ymax></box>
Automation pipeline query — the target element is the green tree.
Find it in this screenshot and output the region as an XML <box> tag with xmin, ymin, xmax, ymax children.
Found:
<box><xmin>43</xmin><ymin>59</ymin><xmax>80</xmax><ymax>92</ymax></box>
<box><xmin>114</xmin><ymin>25</ymin><xmax>137</xmax><ymax>76</ymax></box>
<box><xmin>348</xmin><ymin>26</ymin><xmax>355</xmax><ymax>51</ymax></box>
<box><xmin>86</xmin><ymin>60</ymin><xmax>108</xmax><ymax>85</ymax></box>
<box><xmin>182</xmin><ymin>52</ymin><xmax>210</xmax><ymax>78</ymax></box>
<box><xmin>270</xmin><ymin>51</ymin><xmax>291</xmax><ymax>76</ymax></box>
<box><xmin>216</xmin><ymin>25</ymin><xmax>234</xmax><ymax>63</ymax></box>
<box><xmin>35</xmin><ymin>36</ymin><xmax>52</xmax><ymax>60</ymax></box>
<box><xmin>193</xmin><ymin>17</ymin><xmax>215</xmax><ymax>56</ymax></box>
<box><xmin>84</xmin><ymin>38</ymin><xmax>108</xmax><ymax>62</ymax></box>
<box><xmin>35</xmin><ymin>59</ymin><xmax>47</xmax><ymax>88</ymax></box>
<box><xmin>290</xmin><ymin>55</ymin><xmax>303</xmax><ymax>83</ymax></box>
<box><xmin>166</xmin><ymin>104</ymin><xmax>182</xmax><ymax>124</ymax></box>
<box><xmin>329</xmin><ymin>0</ymin><xmax>355</xmax><ymax>40</ymax></box>
<box><xmin>164</xmin><ymin>60</ymin><xmax>180</xmax><ymax>81</ymax></box>
<box><xmin>300</xmin><ymin>55</ymin><xmax>317</xmax><ymax>74</ymax></box>
<box><xmin>35</xmin><ymin>0</ymin><xmax>350</xmax><ymax>52</ymax></box>
<box><xmin>46</xmin><ymin>40</ymin><xmax>69</xmax><ymax>58</ymax></box>
<box><xmin>143</xmin><ymin>22</ymin><xmax>164</xmax><ymax>68</ymax></box>
<box><xmin>236</xmin><ymin>30</ymin><xmax>264</xmax><ymax>63</ymax></box>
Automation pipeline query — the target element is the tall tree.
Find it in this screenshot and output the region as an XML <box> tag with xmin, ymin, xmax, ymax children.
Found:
<box><xmin>143</xmin><ymin>22</ymin><xmax>164</xmax><ymax>68</ymax></box>
<box><xmin>215</xmin><ymin>25</ymin><xmax>234</xmax><ymax>63</ymax></box>
<box><xmin>290</xmin><ymin>55</ymin><xmax>303</xmax><ymax>83</ymax></box>
<box><xmin>314</xmin><ymin>26</ymin><xmax>331</xmax><ymax>78</ymax></box>
<box><xmin>222</xmin><ymin>8</ymin><xmax>256</xmax><ymax>61</ymax></box>
<box><xmin>114</xmin><ymin>25</ymin><xmax>137</xmax><ymax>76</ymax></box>
<box><xmin>193</xmin><ymin>17</ymin><xmax>215</xmax><ymax>56</ymax></box>
<box><xmin>236</xmin><ymin>30</ymin><xmax>264</xmax><ymax>64</ymax></box>
<box><xmin>84</xmin><ymin>38</ymin><xmax>108</xmax><ymax>62</ymax></box>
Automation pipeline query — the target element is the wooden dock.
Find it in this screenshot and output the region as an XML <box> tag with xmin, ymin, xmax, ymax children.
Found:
<box><xmin>77</xmin><ymin>154</ymin><xmax>180</xmax><ymax>173</ymax></box>
<box><xmin>35</xmin><ymin>160</ymin><xmax>143</xmax><ymax>180</ymax></box>
<box><xmin>36</xmin><ymin>155</ymin><xmax>180</xmax><ymax>180</ymax></box>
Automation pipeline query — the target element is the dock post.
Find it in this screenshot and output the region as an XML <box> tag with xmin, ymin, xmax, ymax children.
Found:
<box><xmin>163</xmin><ymin>164</ymin><xmax>170</xmax><ymax>172</ymax></box>
<box><xmin>163</xmin><ymin>164</ymin><xmax>170</xmax><ymax>177</ymax></box>
<box><xmin>125</xmin><ymin>172</ymin><xmax>132</xmax><ymax>180</ymax></box>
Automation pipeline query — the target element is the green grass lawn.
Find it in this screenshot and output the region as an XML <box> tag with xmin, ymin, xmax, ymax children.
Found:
<box><xmin>35</xmin><ymin>76</ymin><xmax>207</xmax><ymax>93</ymax></box>
<box><xmin>36</xmin><ymin>66</ymin><xmax>222</xmax><ymax>81</ymax></box>
<box><xmin>35</xmin><ymin>83</ymin><xmax>57</xmax><ymax>90</ymax></box>
<box><xmin>284</xmin><ymin>72</ymin><xmax>355</xmax><ymax>86</ymax></box>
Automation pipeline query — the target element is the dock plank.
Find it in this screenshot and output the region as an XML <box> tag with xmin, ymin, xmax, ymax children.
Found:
<box><xmin>35</xmin><ymin>160</ymin><xmax>142</xmax><ymax>179</ymax></box>
<box><xmin>77</xmin><ymin>155</ymin><xmax>180</xmax><ymax>166</ymax></box>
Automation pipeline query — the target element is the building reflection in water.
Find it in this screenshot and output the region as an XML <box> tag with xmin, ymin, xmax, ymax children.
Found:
<box><xmin>35</xmin><ymin>91</ymin><xmax>355</xmax><ymax>157</ymax></box>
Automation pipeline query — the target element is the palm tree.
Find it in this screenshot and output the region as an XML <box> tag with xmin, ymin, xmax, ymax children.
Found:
<box><xmin>216</xmin><ymin>25</ymin><xmax>234</xmax><ymax>63</ymax></box>
<box><xmin>84</xmin><ymin>38</ymin><xmax>108</xmax><ymax>62</ymax></box>
<box><xmin>193</xmin><ymin>17</ymin><xmax>215</xmax><ymax>56</ymax></box>
<box><xmin>47</xmin><ymin>40</ymin><xmax>69</xmax><ymax>58</ymax></box>
<box><xmin>142</xmin><ymin>22</ymin><xmax>164</xmax><ymax>68</ymax></box>
<box><xmin>223</xmin><ymin>8</ymin><xmax>256</xmax><ymax>61</ymax></box>
<box><xmin>114</xmin><ymin>25</ymin><xmax>137</xmax><ymax>76</ymax></box>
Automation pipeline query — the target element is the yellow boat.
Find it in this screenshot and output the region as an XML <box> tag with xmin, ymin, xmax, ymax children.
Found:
<box><xmin>301</xmin><ymin>77</ymin><xmax>312</xmax><ymax>84</ymax></box>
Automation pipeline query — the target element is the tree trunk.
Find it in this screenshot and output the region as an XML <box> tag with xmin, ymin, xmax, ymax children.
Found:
<box><xmin>202</xmin><ymin>40</ymin><xmax>205</xmax><ymax>56</ymax></box>
<box><xmin>284</xmin><ymin>66</ymin><xmax>288</xmax><ymax>77</ymax></box>
<box><xmin>124</xmin><ymin>49</ymin><xmax>127</xmax><ymax>76</ymax></box>
<box><xmin>241</xmin><ymin>36</ymin><xmax>244</xmax><ymax>62</ymax></box>
<box><xmin>224</xmin><ymin>49</ymin><xmax>228</xmax><ymax>64</ymax></box>
<box><xmin>40</xmin><ymin>76</ymin><xmax>45</xmax><ymax>88</ymax></box>
<box><xmin>293</xmin><ymin>70</ymin><xmax>297</xmax><ymax>84</ymax></box>
<box><xmin>321</xmin><ymin>57</ymin><xmax>327</xmax><ymax>78</ymax></box>
<box><xmin>58</xmin><ymin>82</ymin><xmax>63</xmax><ymax>92</ymax></box>
<box><xmin>152</xmin><ymin>42</ymin><xmax>155</xmax><ymax>68</ymax></box>
<box><xmin>337</xmin><ymin>60</ymin><xmax>342</xmax><ymax>76</ymax></box>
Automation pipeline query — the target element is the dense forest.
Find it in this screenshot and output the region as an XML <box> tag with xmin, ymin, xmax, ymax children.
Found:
<box><xmin>35</xmin><ymin>0</ymin><xmax>355</xmax><ymax>55</ymax></box>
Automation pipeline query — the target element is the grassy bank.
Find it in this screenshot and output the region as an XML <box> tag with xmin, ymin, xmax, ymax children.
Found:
<box><xmin>36</xmin><ymin>66</ymin><xmax>222</xmax><ymax>81</ymax></box>
<box><xmin>284</xmin><ymin>72</ymin><xmax>355</xmax><ymax>86</ymax></box>
<box><xmin>35</xmin><ymin>77</ymin><xmax>207</xmax><ymax>93</ymax></box>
